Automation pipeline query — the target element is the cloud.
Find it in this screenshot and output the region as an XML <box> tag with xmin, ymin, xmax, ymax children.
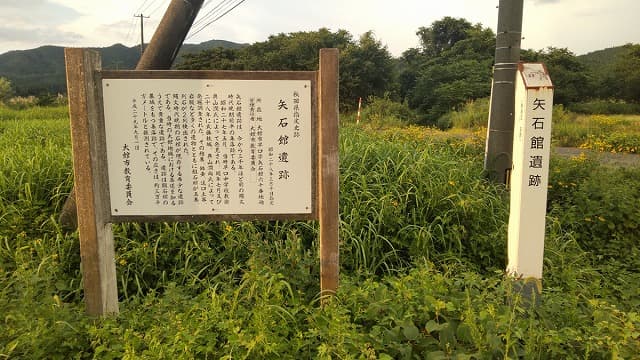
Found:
<box><xmin>0</xmin><ymin>0</ymin><xmax>84</xmax><ymax>51</ymax></box>
<box><xmin>0</xmin><ymin>25</ymin><xmax>82</xmax><ymax>44</ymax></box>
<box><xmin>0</xmin><ymin>0</ymin><xmax>81</xmax><ymax>26</ymax></box>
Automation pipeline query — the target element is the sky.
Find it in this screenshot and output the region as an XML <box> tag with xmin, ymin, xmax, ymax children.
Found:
<box><xmin>0</xmin><ymin>0</ymin><xmax>639</xmax><ymax>57</ymax></box>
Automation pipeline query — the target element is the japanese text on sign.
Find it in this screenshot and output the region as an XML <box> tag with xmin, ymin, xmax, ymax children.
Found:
<box><xmin>102</xmin><ymin>79</ymin><xmax>312</xmax><ymax>216</ymax></box>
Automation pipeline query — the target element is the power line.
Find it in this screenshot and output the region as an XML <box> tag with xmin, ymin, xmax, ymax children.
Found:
<box><xmin>125</xmin><ymin>16</ymin><xmax>138</xmax><ymax>44</ymax></box>
<box><xmin>193</xmin><ymin>0</ymin><xmax>217</xmax><ymax>20</ymax></box>
<box><xmin>186</xmin><ymin>0</ymin><xmax>247</xmax><ymax>40</ymax></box>
<box><xmin>148</xmin><ymin>0</ymin><xmax>171</xmax><ymax>17</ymax></box>
<box><xmin>189</xmin><ymin>0</ymin><xmax>245</xmax><ymax>37</ymax></box>
<box><xmin>141</xmin><ymin>0</ymin><xmax>162</xmax><ymax>14</ymax></box>
<box><xmin>191</xmin><ymin>0</ymin><xmax>235</xmax><ymax>29</ymax></box>
<box><xmin>135</xmin><ymin>0</ymin><xmax>153</xmax><ymax>14</ymax></box>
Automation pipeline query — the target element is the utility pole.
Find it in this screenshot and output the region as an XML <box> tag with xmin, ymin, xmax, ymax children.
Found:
<box><xmin>137</xmin><ymin>0</ymin><xmax>205</xmax><ymax>69</ymax></box>
<box><xmin>134</xmin><ymin>14</ymin><xmax>150</xmax><ymax>57</ymax></box>
<box><xmin>59</xmin><ymin>0</ymin><xmax>206</xmax><ymax>229</ymax></box>
<box><xmin>484</xmin><ymin>0</ymin><xmax>524</xmax><ymax>183</ymax></box>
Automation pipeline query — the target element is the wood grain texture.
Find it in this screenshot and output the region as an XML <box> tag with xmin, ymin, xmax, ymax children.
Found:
<box><xmin>101</xmin><ymin>70</ymin><xmax>317</xmax><ymax>81</ymax></box>
<box><xmin>318</xmin><ymin>49</ymin><xmax>340</xmax><ymax>299</ymax></box>
<box><xmin>65</xmin><ymin>48</ymin><xmax>119</xmax><ymax>316</ymax></box>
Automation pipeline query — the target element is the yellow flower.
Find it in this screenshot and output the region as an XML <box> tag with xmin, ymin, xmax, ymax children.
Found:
<box><xmin>119</xmin><ymin>259</ymin><xmax>127</xmax><ymax>266</ymax></box>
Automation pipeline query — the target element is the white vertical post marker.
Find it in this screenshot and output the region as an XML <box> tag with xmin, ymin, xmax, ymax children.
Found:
<box><xmin>507</xmin><ymin>63</ymin><xmax>553</xmax><ymax>282</ymax></box>
<box><xmin>356</xmin><ymin>97</ymin><xmax>362</xmax><ymax>124</ymax></box>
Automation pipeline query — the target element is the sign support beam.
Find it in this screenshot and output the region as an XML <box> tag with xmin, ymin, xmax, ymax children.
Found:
<box><xmin>318</xmin><ymin>49</ymin><xmax>340</xmax><ymax>300</ymax></box>
<box><xmin>65</xmin><ymin>48</ymin><xmax>118</xmax><ymax>316</ymax></box>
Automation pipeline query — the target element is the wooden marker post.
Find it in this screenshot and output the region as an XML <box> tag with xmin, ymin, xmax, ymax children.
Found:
<box><xmin>318</xmin><ymin>49</ymin><xmax>340</xmax><ymax>299</ymax></box>
<box><xmin>65</xmin><ymin>49</ymin><xmax>119</xmax><ymax>316</ymax></box>
<box><xmin>507</xmin><ymin>63</ymin><xmax>553</xmax><ymax>299</ymax></box>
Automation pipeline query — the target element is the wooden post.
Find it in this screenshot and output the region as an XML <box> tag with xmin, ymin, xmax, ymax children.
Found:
<box><xmin>65</xmin><ymin>48</ymin><xmax>119</xmax><ymax>316</ymax></box>
<box><xmin>318</xmin><ymin>49</ymin><xmax>340</xmax><ymax>299</ymax></box>
<box><xmin>507</xmin><ymin>63</ymin><xmax>554</xmax><ymax>303</ymax></box>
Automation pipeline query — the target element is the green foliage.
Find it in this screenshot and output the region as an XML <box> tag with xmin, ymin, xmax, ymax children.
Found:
<box><xmin>552</xmin><ymin>111</ymin><xmax>640</xmax><ymax>152</ymax></box>
<box><xmin>2</xmin><ymin>107</ymin><xmax>640</xmax><ymax>359</ymax></box>
<box><xmin>568</xmin><ymin>99</ymin><xmax>640</xmax><ymax>114</ymax></box>
<box><xmin>521</xmin><ymin>47</ymin><xmax>592</xmax><ymax>105</ymax></box>
<box><xmin>401</xmin><ymin>18</ymin><xmax>494</xmax><ymax>124</ymax></box>
<box><xmin>416</xmin><ymin>17</ymin><xmax>474</xmax><ymax>57</ymax></box>
<box><xmin>339</xmin><ymin>32</ymin><xmax>396</xmax><ymax>111</ymax></box>
<box><xmin>548</xmin><ymin>157</ymin><xmax>640</xmax><ymax>265</ymax></box>
<box><xmin>179</xmin><ymin>28</ymin><xmax>395</xmax><ymax>112</ymax></box>
<box><xmin>447</xmin><ymin>97</ymin><xmax>490</xmax><ymax>129</ymax></box>
<box><xmin>609</xmin><ymin>44</ymin><xmax>640</xmax><ymax>103</ymax></box>
<box><xmin>0</xmin><ymin>41</ymin><xmax>246</xmax><ymax>96</ymax></box>
<box><xmin>357</xmin><ymin>95</ymin><xmax>416</xmax><ymax>127</ymax></box>
<box><xmin>0</xmin><ymin>77</ymin><xmax>13</xmax><ymax>103</ymax></box>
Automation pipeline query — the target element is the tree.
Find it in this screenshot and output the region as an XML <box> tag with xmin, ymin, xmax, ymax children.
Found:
<box><xmin>610</xmin><ymin>44</ymin><xmax>640</xmax><ymax>102</ymax></box>
<box><xmin>416</xmin><ymin>17</ymin><xmax>474</xmax><ymax>57</ymax></box>
<box><xmin>400</xmin><ymin>18</ymin><xmax>495</xmax><ymax>124</ymax></box>
<box><xmin>178</xmin><ymin>28</ymin><xmax>395</xmax><ymax>111</ymax></box>
<box><xmin>179</xmin><ymin>47</ymin><xmax>245</xmax><ymax>70</ymax></box>
<box><xmin>339</xmin><ymin>31</ymin><xmax>395</xmax><ymax>111</ymax></box>
<box><xmin>521</xmin><ymin>47</ymin><xmax>592</xmax><ymax>105</ymax></box>
<box><xmin>0</xmin><ymin>77</ymin><xmax>14</xmax><ymax>104</ymax></box>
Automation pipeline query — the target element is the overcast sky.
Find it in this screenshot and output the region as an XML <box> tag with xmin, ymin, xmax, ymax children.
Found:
<box><xmin>1</xmin><ymin>0</ymin><xmax>638</xmax><ymax>57</ymax></box>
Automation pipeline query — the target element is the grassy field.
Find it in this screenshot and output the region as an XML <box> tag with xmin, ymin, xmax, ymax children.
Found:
<box><xmin>1</xmin><ymin>105</ymin><xmax>639</xmax><ymax>359</ymax></box>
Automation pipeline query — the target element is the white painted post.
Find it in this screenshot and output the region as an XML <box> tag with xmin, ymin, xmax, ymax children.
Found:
<box><xmin>507</xmin><ymin>63</ymin><xmax>553</xmax><ymax>287</ymax></box>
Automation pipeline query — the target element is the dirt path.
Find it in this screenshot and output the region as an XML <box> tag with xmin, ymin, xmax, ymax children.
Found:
<box><xmin>553</xmin><ymin>147</ymin><xmax>640</xmax><ymax>168</ymax></box>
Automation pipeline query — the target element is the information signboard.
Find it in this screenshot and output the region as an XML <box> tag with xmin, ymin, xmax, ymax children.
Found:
<box><xmin>102</xmin><ymin>79</ymin><xmax>313</xmax><ymax>216</ymax></box>
<box><xmin>64</xmin><ymin>48</ymin><xmax>338</xmax><ymax>316</ymax></box>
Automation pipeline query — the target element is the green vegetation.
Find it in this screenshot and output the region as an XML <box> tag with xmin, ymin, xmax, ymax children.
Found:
<box><xmin>179</xmin><ymin>29</ymin><xmax>395</xmax><ymax>113</ymax></box>
<box><xmin>1</xmin><ymin>106</ymin><xmax>639</xmax><ymax>358</ymax></box>
<box><xmin>0</xmin><ymin>41</ymin><xmax>247</xmax><ymax>96</ymax></box>
<box><xmin>2</xmin><ymin>16</ymin><xmax>639</xmax><ymax>123</ymax></box>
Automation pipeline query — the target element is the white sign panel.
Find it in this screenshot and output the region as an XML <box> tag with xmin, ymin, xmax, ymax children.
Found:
<box><xmin>102</xmin><ymin>79</ymin><xmax>312</xmax><ymax>216</ymax></box>
<box><xmin>507</xmin><ymin>63</ymin><xmax>553</xmax><ymax>279</ymax></box>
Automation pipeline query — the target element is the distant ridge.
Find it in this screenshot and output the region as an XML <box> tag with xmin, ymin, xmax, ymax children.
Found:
<box><xmin>576</xmin><ymin>45</ymin><xmax>628</xmax><ymax>71</ymax></box>
<box><xmin>0</xmin><ymin>40</ymin><xmax>248</xmax><ymax>95</ymax></box>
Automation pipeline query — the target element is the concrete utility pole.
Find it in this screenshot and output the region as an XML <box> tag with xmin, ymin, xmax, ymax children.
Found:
<box><xmin>136</xmin><ymin>0</ymin><xmax>205</xmax><ymax>70</ymax></box>
<box><xmin>134</xmin><ymin>14</ymin><xmax>150</xmax><ymax>57</ymax></box>
<box><xmin>484</xmin><ymin>0</ymin><xmax>524</xmax><ymax>183</ymax></box>
<box><xmin>60</xmin><ymin>0</ymin><xmax>206</xmax><ymax>229</ymax></box>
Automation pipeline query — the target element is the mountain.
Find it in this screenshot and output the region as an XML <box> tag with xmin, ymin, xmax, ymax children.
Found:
<box><xmin>0</xmin><ymin>40</ymin><xmax>248</xmax><ymax>96</ymax></box>
<box><xmin>577</xmin><ymin>45</ymin><xmax>628</xmax><ymax>72</ymax></box>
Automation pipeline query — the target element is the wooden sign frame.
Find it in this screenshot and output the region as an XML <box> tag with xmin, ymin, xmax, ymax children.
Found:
<box><xmin>64</xmin><ymin>48</ymin><xmax>339</xmax><ymax>315</ymax></box>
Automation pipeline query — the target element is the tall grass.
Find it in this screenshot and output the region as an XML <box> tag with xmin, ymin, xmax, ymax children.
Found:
<box><xmin>1</xmin><ymin>107</ymin><xmax>639</xmax><ymax>358</ymax></box>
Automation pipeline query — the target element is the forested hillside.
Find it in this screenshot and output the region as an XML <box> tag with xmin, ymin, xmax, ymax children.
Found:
<box><xmin>1</xmin><ymin>17</ymin><xmax>639</xmax><ymax>122</ymax></box>
<box><xmin>0</xmin><ymin>40</ymin><xmax>247</xmax><ymax>95</ymax></box>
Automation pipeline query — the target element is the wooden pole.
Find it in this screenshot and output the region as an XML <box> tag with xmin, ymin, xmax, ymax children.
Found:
<box><xmin>65</xmin><ymin>48</ymin><xmax>118</xmax><ymax>316</ymax></box>
<box><xmin>318</xmin><ymin>49</ymin><xmax>340</xmax><ymax>300</ymax></box>
<box><xmin>136</xmin><ymin>0</ymin><xmax>205</xmax><ymax>70</ymax></box>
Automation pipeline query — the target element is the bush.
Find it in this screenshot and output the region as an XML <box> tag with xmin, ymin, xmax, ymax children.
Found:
<box><xmin>568</xmin><ymin>99</ymin><xmax>640</xmax><ymax>114</ymax></box>
<box><xmin>359</xmin><ymin>95</ymin><xmax>417</xmax><ymax>127</ymax></box>
<box><xmin>448</xmin><ymin>98</ymin><xmax>490</xmax><ymax>129</ymax></box>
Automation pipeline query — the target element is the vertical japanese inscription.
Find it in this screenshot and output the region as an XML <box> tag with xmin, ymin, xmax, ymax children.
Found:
<box><xmin>103</xmin><ymin>79</ymin><xmax>312</xmax><ymax>216</ymax></box>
